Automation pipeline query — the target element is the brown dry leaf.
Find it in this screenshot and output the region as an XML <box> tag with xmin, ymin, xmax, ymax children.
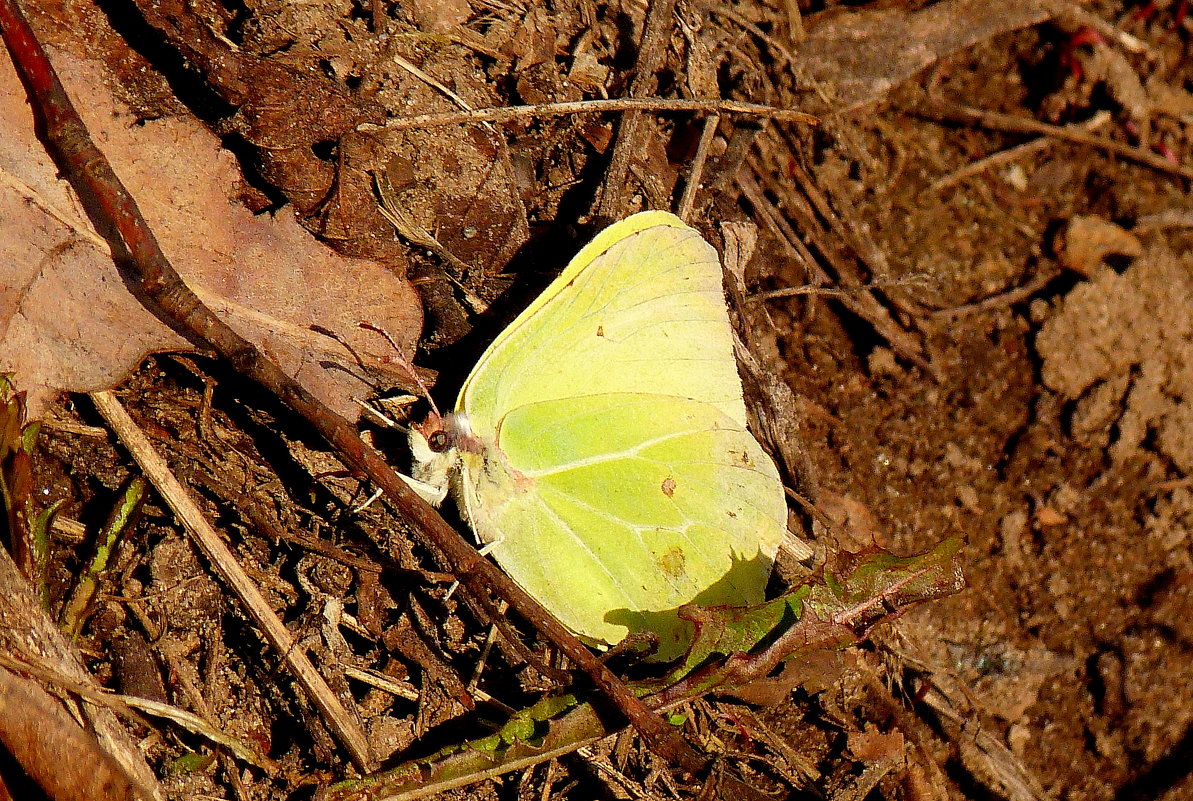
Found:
<box><xmin>798</xmin><ymin>0</ymin><xmax>1053</xmax><ymax>115</ymax></box>
<box><xmin>729</xmin><ymin>650</ymin><xmax>849</xmax><ymax>706</ymax></box>
<box><xmin>816</xmin><ymin>489</ymin><xmax>889</xmax><ymax>551</ymax></box>
<box><xmin>363</xmin><ymin>47</ymin><xmax>530</xmax><ymax>277</ymax></box>
<box><xmin>0</xmin><ymin>49</ymin><xmax>422</xmax><ymax>420</ymax></box>
<box><xmin>506</xmin><ymin>7</ymin><xmax>557</xmax><ymax>74</ymax></box>
<box><xmin>1037</xmin><ymin>246</ymin><xmax>1193</xmax><ymax>473</ymax></box>
<box><xmin>847</xmin><ymin>723</ymin><xmax>906</xmax><ymax>763</ymax></box>
<box><xmin>1054</xmin><ymin>215</ymin><xmax>1143</xmax><ymax>277</ymax></box>
<box><xmin>406</xmin><ymin>0</ymin><xmax>473</xmax><ymax>33</ymax></box>
<box><xmin>134</xmin><ymin>0</ymin><xmax>384</xmax><ymax>219</ymax></box>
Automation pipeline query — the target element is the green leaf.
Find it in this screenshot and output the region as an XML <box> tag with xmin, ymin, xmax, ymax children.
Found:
<box><xmin>656</xmin><ymin>537</ymin><xmax>966</xmax><ymax>695</ymax></box>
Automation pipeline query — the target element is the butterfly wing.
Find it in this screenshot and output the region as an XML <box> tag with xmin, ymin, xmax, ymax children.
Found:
<box><xmin>457</xmin><ymin>393</ymin><xmax>784</xmax><ymax>661</ymax></box>
<box><xmin>459</xmin><ymin>211</ymin><xmax>749</xmax><ymax>433</ymax></box>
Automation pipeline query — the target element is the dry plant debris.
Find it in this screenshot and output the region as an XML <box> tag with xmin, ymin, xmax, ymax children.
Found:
<box><xmin>0</xmin><ymin>0</ymin><xmax>1192</xmax><ymax>800</ymax></box>
<box><xmin>1038</xmin><ymin>237</ymin><xmax>1193</xmax><ymax>473</ymax></box>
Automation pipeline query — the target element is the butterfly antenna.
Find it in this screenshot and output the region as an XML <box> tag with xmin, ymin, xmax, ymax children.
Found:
<box><xmin>354</xmin><ymin>397</ymin><xmax>403</xmax><ymax>429</ymax></box>
<box><xmin>309</xmin><ymin>323</ymin><xmax>376</xmax><ymax>382</ymax></box>
<box><xmin>358</xmin><ymin>322</ymin><xmax>441</xmax><ymax>418</ymax></box>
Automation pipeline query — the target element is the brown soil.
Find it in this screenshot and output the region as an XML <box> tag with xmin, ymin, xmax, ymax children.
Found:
<box><xmin>5</xmin><ymin>1</ymin><xmax>1193</xmax><ymax>800</ymax></box>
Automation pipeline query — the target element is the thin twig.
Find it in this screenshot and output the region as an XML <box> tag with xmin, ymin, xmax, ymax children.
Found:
<box><xmin>931</xmin><ymin>269</ymin><xmax>1058</xmax><ymax>318</ymax></box>
<box><xmin>1056</xmin><ymin>2</ymin><xmax>1153</xmax><ymax>56</ymax></box>
<box><xmin>90</xmin><ymin>390</ymin><xmax>376</xmax><ymax>771</ymax></box>
<box><xmin>736</xmin><ymin>171</ymin><xmax>827</xmax><ymax>282</ymax></box>
<box><xmin>831</xmin><ymin>756</ymin><xmax>903</xmax><ymax>801</ymax></box>
<box><xmin>373</xmin><ymin>171</ymin><xmax>490</xmax><ymax>313</ymax></box>
<box><xmin>915</xmin><ymin>102</ymin><xmax>1193</xmax><ymax>181</ymax></box>
<box><xmin>783</xmin><ymin>0</ymin><xmax>805</xmax><ymax>43</ymax></box>
<box><xmin>917</xmin><ymin>683</ymin><xmax>1049</xmax><ymax>801</ymax></box>
<box><xmin>467</xmin><ymin>600</ymin><xmax>508</xmax><ymax>696</ymax></box>
<box><xmin>737</xmin><ymin>165</ymin><xmax>933</xmax><ymax>373</ymax></box>
<box><xmin>0</xmin><ymin>3</ymin><xmax>706</xmax><ymax>777</ymax></box>
<box><xmin>677</xmin><ymin>113</ymin><xmax>720</xmax><ymax>221</ymax></box>
<box><xmin>929</xmin><ymin>110</ymin><xmax>1113</xmax><ymax>192</ymax></box>
<box><xmin>387</xmin><ymin>50</ymin><xmax>500</xmax><ymax>138</ymax></box>
<box><xmin>598</xmin><ymin>0</ymin><xmax>682</xmax><ymax>219</ymax></box>
<box><xmin>342</xmin><ymin>665</ymin><xmax>420</xmax><ymax>702</ymax></box>
<box><xmin>390</xmin><ymin>52</ymin><xmax>476</xmax><ymax>115</ymax></box>
<box><xmin>1136</xmin><ymin>210</ymin><xmax>1193</xmax><ymax>230</ymax></box>
<box><xmin>752</xmin><ymin>277</ymin><xmax>932</xmax><ymax>301</ymax></box>
<box><xmin>1150</xmin><ymin>476</ymin><xmax>1193</xmax><ymax>492</ymax></box>
<box><xmin>347</xmin><ymin>541</ymin><xmax>964</xmax><ymax>800</ymax></box>
<box><xmin>358</xmin><ymin>97</ymin><xmax>817</xmax><ymax>133</ymax></box>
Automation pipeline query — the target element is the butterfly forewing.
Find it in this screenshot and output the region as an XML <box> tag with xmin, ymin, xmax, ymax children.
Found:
<box><xmin>459</xmin><ymin>212</ymin><xmax>748</xmax><ymax>437</ymax></box>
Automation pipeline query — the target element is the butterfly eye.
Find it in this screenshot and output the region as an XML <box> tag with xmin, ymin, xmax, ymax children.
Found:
<box><xmin>427</xmin><ymin>430</ymin><xmax>450</xmax><ymax>453</ymax></box>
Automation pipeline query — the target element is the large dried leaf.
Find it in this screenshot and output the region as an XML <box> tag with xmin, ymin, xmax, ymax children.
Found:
<box><xmin>0</xmin><ymin>49</ymin><xmax>422</xmax><ymax>419</ymax></box>
<box><xmin>800</xmin><ymin>0</ymin><xmax>1053</xmax><ymax>114</ymax></box>
<box><xmin>0</xmin><ymin>667</ymin><xmax>145</xmax><ymax>801</ymax></box>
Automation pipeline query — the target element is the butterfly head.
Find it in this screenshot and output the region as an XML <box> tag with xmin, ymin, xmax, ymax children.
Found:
<box><xmin>407</xmin><ymin>411</ymin><xmax>481</xmax><ymax>506</ymax></box>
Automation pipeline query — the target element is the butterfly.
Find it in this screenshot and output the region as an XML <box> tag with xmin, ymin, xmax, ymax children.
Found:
<box><xmin>407</xmin><ymin>211</ymin><xmax>787</xmax><ymax>661</ymax></box>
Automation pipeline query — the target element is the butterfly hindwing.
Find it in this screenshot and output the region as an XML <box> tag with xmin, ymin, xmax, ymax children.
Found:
<box><xmin>461</xmin><ymin>393</ymin><xmax>783</xmax><ymax>660</ymax></box>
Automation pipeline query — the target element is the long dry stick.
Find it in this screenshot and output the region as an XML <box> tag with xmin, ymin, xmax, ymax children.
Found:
<box><xmin>928</xmin><ymin>110</ymin><xmax>1112</xmax><ymax>192</ymax></box>
<box><xmin>676</xmin><ymin>113</ymin><xmax>720</xmax><ymax>222</ymax></box>
<box><xmin>0</xmin><ymin>0</ymin><xmax>706</xmax><ymax>779</ymax></box>
<box><xmin>596</xmin><ymin>0</ymin><xmax>680</xmax><ymax>219</ymax></box>
<box><xmin>90</xmin><ymin>391</ymin><xmax>374</xmax><ymax>771</ymax></box>
<box><xmin>917</xmin><ymin>102</ymin><xmax>1193</xmax><ymax>181</ymax></box>
<box><xmin>358</xmin><ymin>97</ymin><xmax>817</xmax><ymax>132</ymax></box>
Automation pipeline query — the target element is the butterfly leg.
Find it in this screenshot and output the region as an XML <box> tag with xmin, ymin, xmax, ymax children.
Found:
<box><xmin>398</xmin><ymin>472</ymin><xmax>450</xmax><ymax>506</ymax></box>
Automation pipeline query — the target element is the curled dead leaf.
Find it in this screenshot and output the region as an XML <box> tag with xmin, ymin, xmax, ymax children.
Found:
<box><xmin>1054</xmin><ymin>215</ymin><xmax>1142</xmax><ymax>277</ymax></box>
